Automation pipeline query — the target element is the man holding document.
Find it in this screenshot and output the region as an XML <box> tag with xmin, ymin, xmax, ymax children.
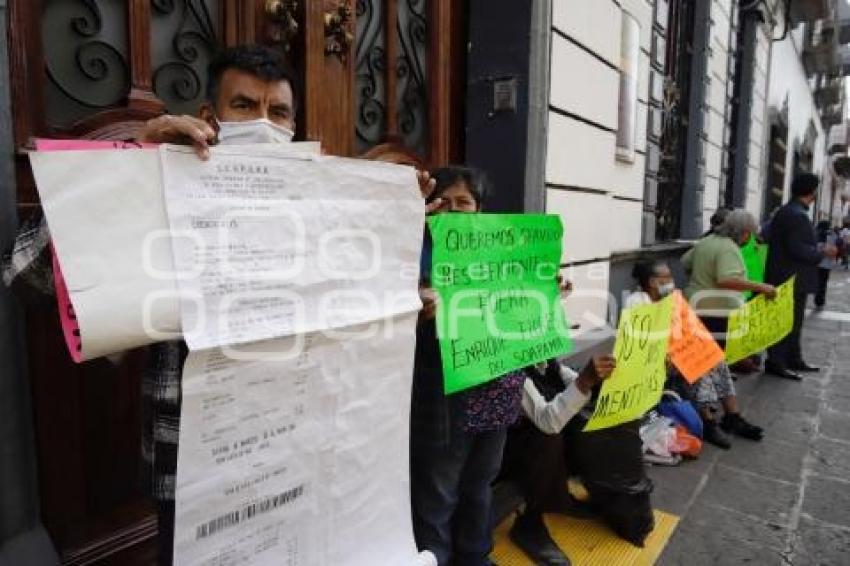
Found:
<box><xmin>137</xmin><ymin>45</ymin><xmax>310</xmax><ymax>565</ymax></box>
<box><xmin>10</xmin><ymin>44</ymin><xmax>439</xmax><ymax>566</ymax></box>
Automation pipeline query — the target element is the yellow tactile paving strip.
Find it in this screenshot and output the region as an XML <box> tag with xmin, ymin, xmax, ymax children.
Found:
<box><xmin>490</xmin><ymin>509</ymin><xmax>680</xmax><ymax>566</ymax></box>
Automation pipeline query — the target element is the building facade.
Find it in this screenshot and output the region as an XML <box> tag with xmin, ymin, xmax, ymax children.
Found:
<box><xmin>541</xmin><ymin>0</ymin><xmax>847</xmax><ymax>344</ymax></box>
<box><xmin>0</xmin><ymin>1</ymin><xmax>848</xmax><ymax>564</ymax></box>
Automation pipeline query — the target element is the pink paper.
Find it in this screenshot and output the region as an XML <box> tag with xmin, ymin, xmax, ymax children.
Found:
<box><xmin>52</xmin><ymin>246</ymin><xmax>82</xmax><ymax>363</ymax></box>
<box><xmin>39</xmin><ymin>138</ymin><xmax>159</xmax><ymax>362</ymax></box>
<box><xmin>35</xmin><ymin>138</ymin><xmax>159</xmax><ymax>151</ymax></box>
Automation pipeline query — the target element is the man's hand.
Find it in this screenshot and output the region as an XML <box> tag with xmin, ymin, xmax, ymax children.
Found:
<box><xmin>758</xmin><ymin>283</ymin><xmax>777</xmax><ymax>300</ymax></box>
<box><xmin>419</xmin><ymin>286</ymin><xmax>438</xmax><ymax>322</ymax></box>
<box><xmin>574</xmin><ymin>354</ymin><xmax>616</xmax><ymax>394</ymax></box>
<box><xmin>417</xmin><ymin>170</ymin><xmax>444</xmax><ymax>214</ymax></box>
<box><xmin>823</xmin><ymin>244</ymin><xmax>839</xmax><ymax>259</ymax></box>
<box><xmin>137</xmin><ymin>115</ymin><xmax>216</xmax><ymax>160</ymax></box>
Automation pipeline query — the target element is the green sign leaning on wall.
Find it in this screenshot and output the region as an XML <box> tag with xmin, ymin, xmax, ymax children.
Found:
<box><xmin>427</xmin><ymin>213</ymin><xmax>573</xmax><ymax>394</ymax></box>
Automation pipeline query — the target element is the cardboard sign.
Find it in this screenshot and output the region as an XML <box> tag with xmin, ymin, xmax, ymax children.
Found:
<box><xmin>741</xmin><ymin>236</ymin><xmax>768</xmax><ymax>299</ymax></box>
<box><xmin>725</xmin><ymin>276</ymin><xmax>795</xmax><ymax>364</ymax></box>
<box><xmin>668</xmin><ymin>291</ymin><xmax>725</xmax><ymax>383</ymax></box>
<box><xmin>427</xmin><ymin>213</ymin><xmax>573</xmax><ymax>394</ymax></box>
<box><xmin>584</xmin><ymin>296</ymin><xmax>673</xmax><ymax>432</ymax></box>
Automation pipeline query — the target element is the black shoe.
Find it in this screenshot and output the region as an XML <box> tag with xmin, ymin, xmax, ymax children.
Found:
<box><xmin>703</xmin><ymin>422</ymin><xmax>731</xmax><ymax>449</ymax></box>
<box><xmin>721</xmin><ymin>413</ymin><xmax>764</xmax><ymax>441</ymax></box>
<box><xmin>789</xmin><ymin>361</ymin><xmax>820</xmax><ymax>373</ymax></box>
<box><xmin>509</xmin><ymin>511</ymin><xmax>571</xmax><ymax>566</ymax></box>
<box><xmin>764</xmin><ymin>363</ymin><xmax>803</xmax><ymax>381</ymax></box>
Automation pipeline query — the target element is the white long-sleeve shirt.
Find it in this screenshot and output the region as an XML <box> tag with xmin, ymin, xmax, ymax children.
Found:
<box><xmin>520</xmin><ymin>364</ymin><xmax>591</xmax><ymax>434</ymax></box>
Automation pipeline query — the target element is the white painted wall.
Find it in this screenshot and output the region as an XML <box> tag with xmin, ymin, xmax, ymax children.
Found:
<box><xmin>765</xmin><ymin>24</ymin><xmax>827</xmax><ymax>205</ymax></box>
<box><xmin>546</xmin><ymin>0</ymin><xmax>654</xmax><ymax>327</ymax></box>
<box><xmin>542</xmin><ymin>0</ymin><xmax>831</xmax><ymax>329</ymax></box>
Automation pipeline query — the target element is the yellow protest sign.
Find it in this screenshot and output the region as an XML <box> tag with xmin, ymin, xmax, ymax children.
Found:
<box><xmin>725</xmin><ymin>277</ymin><xmax>795</xmax><ymax>364</ymax></box>
<box><xmin>669</xmin><ymin>291</ymin><xmax>725</xmax><ymax>384</ymax></box>
<box><xmin>584</xmin><ymin>296</ymin><xmax>674</xmax><ymax>432</ymax></box>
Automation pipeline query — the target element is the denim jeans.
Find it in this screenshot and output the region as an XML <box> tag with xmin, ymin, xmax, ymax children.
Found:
<box><xmin>410</xmin><ymin>425</ymin><xmax>506</xmax><ymax>566</ymax></box>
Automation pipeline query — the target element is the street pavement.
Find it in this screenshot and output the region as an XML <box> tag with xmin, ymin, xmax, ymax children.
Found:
<box><xmin>655</xmin><ymin>268</ymin><xmax>850</xmax><ymax>565</ymax></box>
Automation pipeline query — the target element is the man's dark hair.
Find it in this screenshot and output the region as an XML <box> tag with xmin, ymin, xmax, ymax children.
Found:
<box><xmin>427</xmin><ymin>166</ymin><xmax>488</xmax><ymax>209</ymax></box>
<box><xmin>206</xmin><ymin>44</ymin><xmax>299</xmax><ymax>112</ymax></box>
<box><xmin>791</xmin><ymin>173</ymin><xmax>819</xmax><ymax>198</ymax></box>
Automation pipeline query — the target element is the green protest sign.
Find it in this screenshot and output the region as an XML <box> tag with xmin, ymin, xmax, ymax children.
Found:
<box><xmin>725</xmin><ymin>276</ymin><xmax>795</xmax><ymax>364</ymax></box>
<box><xmin>584</xmin><ymin>296</ymin><xmax>673</xmax><ymax>432</ymax></box>
<box><xmin>427</xmin><ymin>213</ymin><xmax>573</xmax><ymax>394</ymax></box>
<box><xmin>741</xmin><ymin>237</ymin><xmax>768</xmax><ymax>299</ymax></box>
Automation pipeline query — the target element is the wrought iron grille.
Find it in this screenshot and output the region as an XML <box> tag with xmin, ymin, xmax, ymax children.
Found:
<box><xmin>655</xmin><ymin>0</ymin><xmax>695</xmax><ymax>241</ymax></box>
<box><xmin>396</xmin><ymin>0</ymin><xmax>427</xmax><ymax>155</ymax></box>
<box><xmin>355</xmin><ymin>0</ymin><xmax>387</xmax><ymax>152</ymax></box>
<box><xmin>43</xmin><ymin>0</ymin><xmax>131</xmax><ymax>128</ymax></box>
<box><xmin>354</xmin><ymin>0</ymin><xmax>429</xmax><ymax>156</ymax></box>
<box><xmin>151</xmin><ymin>0</ymin><xmax>222</xmax><ymax>116</ymax></box>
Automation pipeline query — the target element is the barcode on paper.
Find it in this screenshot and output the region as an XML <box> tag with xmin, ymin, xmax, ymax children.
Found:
<box><xmin>195</xmin><ymin>484</ymin><xmax>305</xmax><ymax>540</ymax></box>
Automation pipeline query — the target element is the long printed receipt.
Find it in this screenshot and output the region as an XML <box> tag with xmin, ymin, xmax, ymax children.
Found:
<box><xmin>33</xmin><ymin>144</ymin><xmax>434</xmax><ymax>566</ymax></box>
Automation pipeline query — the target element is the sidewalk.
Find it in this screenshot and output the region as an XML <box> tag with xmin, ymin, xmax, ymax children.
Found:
<box><xmin>655</xmin><ymin>268</ymin><xmax>850</xmax><ymax>565</ymax></box>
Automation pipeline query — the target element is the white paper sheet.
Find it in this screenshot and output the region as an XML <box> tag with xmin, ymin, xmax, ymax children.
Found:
<box><xmin>159</xmin><ymin>145</ymin><xmax>424</xmax><ymax>350</ymax></box>
<box><xmin>163</xmin><ymin>148</ymin><xmax>432</xmax><ymax>565</ymax></box>
<box><xmin>33</xmin><ymin>143</ymin><xmax>433</xmax><ymax>565</ymax></box>
<box><xmin>29</xmin><ymin>143</ymin><xmax>323</xmax><ymax>361</ymax></box>
<box><xmin>174</xmin><ymin>313</ymin><xmax>424</xmax><ymax>566</ymax></box>
<box><xmin>30</xmin><ymin>149</ymin><xmax>182</xmax><ymax>360</ymax></box>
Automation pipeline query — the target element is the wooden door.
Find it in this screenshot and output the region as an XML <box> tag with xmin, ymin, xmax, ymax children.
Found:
<box><xmin>7</xmin><ymin>1</ymin><xmax>465</xmax><ymax>563</ymax></box>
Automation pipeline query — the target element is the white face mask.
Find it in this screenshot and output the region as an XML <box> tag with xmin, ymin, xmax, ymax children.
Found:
<box><xmin>657</xmin><ymin>282</ymin><xmax>675</xmax><ymax>298</ymax></box>
<box><xmin>216</xmin><ymin>118</ymin><xmax>294</xmax><ymax>145</ymax></box>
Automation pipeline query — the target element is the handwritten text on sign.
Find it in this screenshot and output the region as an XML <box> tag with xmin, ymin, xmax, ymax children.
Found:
<box><xmin>428</xmin><ymin>214</ymin><xmax>573</xmax><ymax>394</ymax></box>
<box><xmin>669</xmin><ymin>291</ymin><xmax>725</xmax><ymax>384</ymax></box>
<box><xmin>725</xmin><ymin>277</ymin><xmax>795</xmax><ymax>364</ymax></box>
<box><xmin>584</xmin><ymin>296</ymin><xmax>673</xmax><ymax>432</ymax></box>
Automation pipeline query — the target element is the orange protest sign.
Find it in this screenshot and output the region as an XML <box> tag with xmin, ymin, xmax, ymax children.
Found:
<box><xmin>668</xmin><ymin>291</ymin><xmax>725</xmax><ymax>383</ymax></box>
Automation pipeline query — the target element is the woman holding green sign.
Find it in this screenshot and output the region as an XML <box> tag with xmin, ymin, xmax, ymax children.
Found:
<box><xmin>682</xmin><ymin>209</ymin><xmax>777</xmax><ymax>349</ymax></box>
<box><xmin>410</xmin><ymin>166</ymin><xmax>526</xmax><ymax>566</ymax></box>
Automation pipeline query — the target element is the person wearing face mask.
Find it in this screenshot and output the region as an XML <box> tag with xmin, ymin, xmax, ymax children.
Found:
<box><xmin>133</xmin><ymin>45</ymin><xmax>449</xmax><ymax>565</ymax></box>
<box><xmin>413</xmin><ymin>166</ymin><xmax>538</xmax><ymax>566</ymax></box>
<box><xmin>1</xmin><ymin>45</ymin><xmax>442</xmax><ymax>566</ymax></box>
<box><xmin>135</xmin><ymin>45</ymin><xmax>309</xmax><ymax>566</ymax></box>
<box><xmin>138</xmin><ymin>45</ymin><xmax>444</xmax><ymax>209</ymax></box>
<box><xmin>764</xmin><ymin>174</ymin><xmax>840</xmax><ymax>381</ymax></box>
<box><xmin>627</xmin><ymin>261</ymin><xmax>763</xmax><ymax>447</ymax></box>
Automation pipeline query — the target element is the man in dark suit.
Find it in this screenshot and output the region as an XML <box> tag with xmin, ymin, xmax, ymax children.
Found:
<box><xmin>764</xmin><ymin>173</ymin><xmax>839</xmax><ymax>380</ymax></box>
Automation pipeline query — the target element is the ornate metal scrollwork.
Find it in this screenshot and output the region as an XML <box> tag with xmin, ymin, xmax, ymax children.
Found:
<box><xmin>71</xmin><ymin>0</ymin><xmax>103</xmax><ymax>36</ymax></box>
<box><xmin>396</xmin><ymin>0</ymin><xmax>427</xmax><ymax>154</ymax></box>
<box><xmin>265</xmin><ymin>0</ymin><xmax>299</xmax><ymax>52</ymax></box>
<box><xmin>354</xmin><ymin>0</ymin><xmax>429</xmax><ymax>155</ymax></box>
<box><xmin>325</xmin><ymin>2</ymin><xmax>354</xmax><ymax>61</ymax></box>
<box><xmin>355</xmin><ymin>0</ymin><xmax>386</xmax><ymax>152</ymax></box>
<box><xmin>151</xmin><ymin>0</ymin><xmax>220</xmax><ymax>115</ymax></box>
<box><xmin>43</xmin><ymin>0</ymin><xmax>131</xmax><ymax>127</ymax></box>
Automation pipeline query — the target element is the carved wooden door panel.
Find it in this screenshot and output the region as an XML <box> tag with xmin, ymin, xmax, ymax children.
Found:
<box><xmin>6</xmin><ymin>1</ymin><xmax>464</xmax><ymax>563</ymax></box>
<box><xmin>295</xmin><ymin>0</ymin><xmax>464</xmax><ymax>166</ymax></box>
